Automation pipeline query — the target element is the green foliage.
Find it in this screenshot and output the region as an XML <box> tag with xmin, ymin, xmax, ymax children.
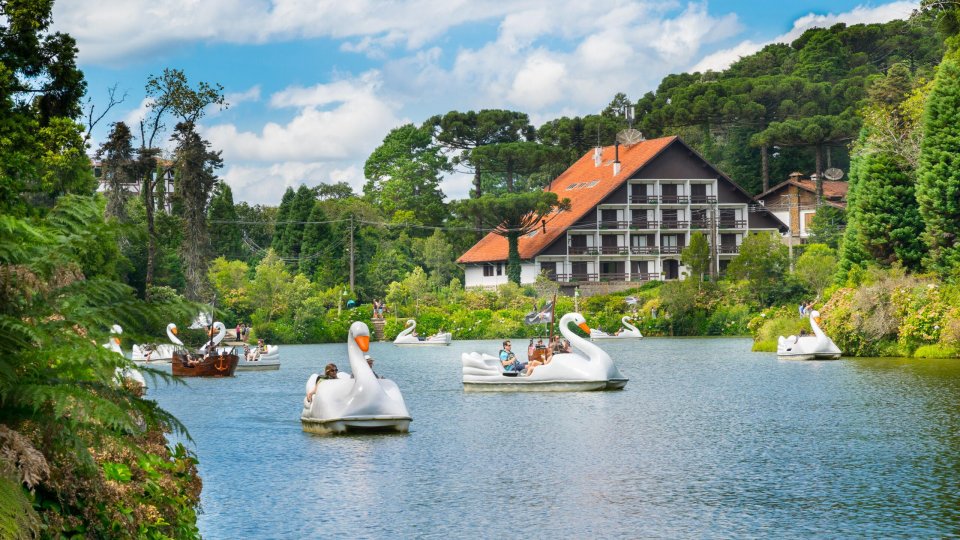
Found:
<box><xmin>363</xmin><ymin>123</ymin><xmax>449</xmax><ymax>225</ymax></box>
<box><xmin>207</xmin><ymin>182</ymin><xmax>244</xmax><ymax>260</ymax></box>
<box><xmin>726</xmin><ymin>232</ymin><xmax>789</xmax><ymax>305</ymax></box>
<box><xmin>808</xmin><ymin>205</ymin><xmax>846</xmax><ymax>250</ymax></box>
<box><xmin>681</xmin><ymin>231</ymin><xmax>711</xmax><ymax>281</ymax></box>
<box><xmin>749</xmin><ymin>306</ymin><xmax>812</xmax><ymax>352</ymax></box>
<box><xmin>0</xmin><ymin>196</ymin><xmax>202</xmax><ymax>537</ymax></box>
<box><xmin>794</xmin><ymin>243</ymin><xmax>838</xmax><ymax>297</ymax></box>
<box><xmin>916</xmin><ymin>49</ymin><xmax>960</xmax><ymax>274</ymax></box>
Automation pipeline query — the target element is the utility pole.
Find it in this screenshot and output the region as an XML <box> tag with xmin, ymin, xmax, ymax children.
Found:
<box><xmin>349</xmin><ymin>215</ymin><xmax>355</xmax><ymax>294</ymax></box>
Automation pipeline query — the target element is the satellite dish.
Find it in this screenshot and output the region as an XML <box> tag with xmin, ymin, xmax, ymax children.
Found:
<box><xmin>616</xmin><ymin>128</ymin><xmax>645</xmax><ymax>146</ymax></box>
<box><xmin>823</xmin><ymin>168</ymin><xmax>844</xmax><ymax>180</ymax></box>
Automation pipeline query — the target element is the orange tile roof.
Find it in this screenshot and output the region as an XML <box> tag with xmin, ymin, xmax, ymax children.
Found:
<box><xmin>457</xmin><ymin>136</ymin><xmax>677</xmax><ymax>264</ymax></box>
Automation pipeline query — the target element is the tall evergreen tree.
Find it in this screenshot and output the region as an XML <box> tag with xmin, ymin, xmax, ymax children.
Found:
<box><xmin>271</xmin><ymin>187</ymin><xmax>296</xmax><ymax>253</ymax></box>
<box><xmin>171</xmin><ymin>121</ymin><xmax>222</xmax><ymax>301</ymax></box>
<box><xmin>916</xmin><ymin>49</ymin><xmax>960</xmax><ymax>274</ymax></box>
<box><xmin>207</xmin><ymin>181</ymin><xmax>243</xmax><ymax>260</ymax></box>
<box><xmin>279</xmin><ymin>185</ymin><xmax>315</xmax><ymax>259</ymax></box>
<box><xmin>299</xmin><ymin>201</ymin><xmax>332</xmax><ymax>276</ymax></box>
<box><xmin>95</xmin><ymin>121</ymin><xmax>136</xmax><ymax>221</ymax></box>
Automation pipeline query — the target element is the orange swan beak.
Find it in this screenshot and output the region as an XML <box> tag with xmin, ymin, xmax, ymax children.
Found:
<box><xmin>578</xmin><ymin>322</ymin><xmax>591</xmax><ymax>334</ymax></box>
<box><xmin>355</xmin><ymin>335</ymin><xmax>370</xmax><ymax>352</ymax></box>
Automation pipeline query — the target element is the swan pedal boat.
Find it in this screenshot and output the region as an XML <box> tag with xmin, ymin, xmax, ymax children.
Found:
<box><xmin>462</xmin><ymin>312</ymin><xmax>628</xmax><ymax>392</ymax></box>
<box><xmin>236</xmin><ymin>345</ymin><xmax>281</xmax><ymax>371</ymax></box>
<box><xmin>590</xmin><ymin>316</ymin><xmax>643</xmax><ymax>340</ymax></box>
<box><xmin>132</xmin><ymin>322</ymin><xmax>187</xmax><ymax>363</ymax></box>
<box><xmin>393</xmin><ymin>319</ymin><xmax>451</xmax><ymax>346</ymax></box>
<box><xmin>302</xmin><ymin>321</ymin><xmax>412</xmax><ymax>434</ymax></box>
<box><xmin>105</xmin><ymin>325</ymin><xmax>146</xmax><ymax>389</ymax></box>
<box><xmin>777</xmin><ymin>310</ymin><xmax>842</xmax><ymax>361</ymax></box>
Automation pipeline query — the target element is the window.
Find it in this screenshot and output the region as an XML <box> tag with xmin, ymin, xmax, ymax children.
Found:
<box><xmin>483</xmin><ymin>265</ymin><xmax>494</xmax><ymax>277</ymax></box>
<box><xmin>496</xmin><ymin>263</ymin><xmax>503</xmax><ymax>276</ymax></box>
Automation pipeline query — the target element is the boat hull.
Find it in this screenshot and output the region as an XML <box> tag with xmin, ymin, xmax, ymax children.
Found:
<box><xmin>235</xmin><ymin>360</ymin><xmax>280</xmax><ymax>371</ymax></box>
<box><xmin>777</xmin><ymin>352</ymin><xmax>841</xmax><ymax>361</ymax></box>
<box><xmin>172</xmin><ymin>353</ymin><xmax>239</xmax><ymax>377</ymax></box>
<box><xmin>394</xmin><ymin>341</ymin><xmax>450</xmax><ymax>346</ymax></box>
<box><xmin>463</xmin><ymin>379</ymin><xmax>625</xmax><ymax>392</ymax></box>
<box><xmin>300</xmin><ymin>416</ymin><xmax>411</xmax><ymax>434</ymax></box>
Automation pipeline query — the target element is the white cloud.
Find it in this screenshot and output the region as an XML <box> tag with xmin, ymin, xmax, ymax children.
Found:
<box><xmin>223</xmin><ymin>162</ymin><xmax>365</xmax><ymax>205</ymax></box>
<box><xmin>225</xmin><ymin>86</ymin><xmax>261</xmax><ymax>107</ymax></box>
<box><xmin>690</xmin><ymin>1</ymin><xmax>918</xmax><ymax>73</ymax></box>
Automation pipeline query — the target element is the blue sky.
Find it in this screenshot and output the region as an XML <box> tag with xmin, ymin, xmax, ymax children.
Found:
<box><xmin>53</xmin><ymin>1</ymin><xmax>919</xmax><ymax>204</ymax></box>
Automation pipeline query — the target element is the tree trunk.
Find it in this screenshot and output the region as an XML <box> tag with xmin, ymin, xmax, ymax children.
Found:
<box><xmin>507</xmin><ymin>230</ymin><xmax>521</xmax><ymax>285</ymax></box>
<box><xmin>143</xmin><ymin>169</ymin><xmax>156</xmax><ymax>299</ymax></box>
<box><xmin>761</xmin><ymin>144</ymin><xmax>769</xmax><ymax>192</ymax></box>
<box><xmin>814</xmin><ymin>144</ymin><xmax>824</xmax><ymax>203</ymax></box>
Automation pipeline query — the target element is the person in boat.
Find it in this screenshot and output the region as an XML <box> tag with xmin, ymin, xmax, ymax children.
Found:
<box><xmin>365</xmin><ymin>355</ymin><xmax>383</xmax><ymax>378</ymax></box>
<box><xmin>307</xmin><ymin>363</ymin><xmax>339</xmax><ymax>402</ymax></box>
<box><xmin>499</xmin><ymin>341</ymin><xmax>526</xmax><ymax>373</ymax></box>
<box><xmin>561</xmin><ymin>339</ymin><xmax>572</xmax><ymax>353</ymax></box>
<box><xmin>527</xmin><ymin>339</ymin><xmax>535</xmax><ymax>359</ymax></box>
<box><xmin>257</xmin><ymin>338</ymin><xmax>266</xmax><ymax>353</ymax></box>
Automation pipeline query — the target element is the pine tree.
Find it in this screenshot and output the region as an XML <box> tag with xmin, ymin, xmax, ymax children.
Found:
<box><xmin>299</xmin><ymin>201</ymin><xmax>331</xmax><ymax>276</ymax></box>
<box><xmin>207</xmin><ymin>182</ymin><xmax>244</xmax><ymax>260</ymax></box>
<box><xmin>271</xmin><ymin>187</ymin><xmax>296</xmax><ymax>253</ymax></box>
<box><xmin>916</xmin><ymin>49</ymin><xmax>960</xmax><ymax>274</ymax></box>
<box><xmin>279</xmin><ymin>185</ymin><xmax>315</xmax><ymax>260</ymax></box>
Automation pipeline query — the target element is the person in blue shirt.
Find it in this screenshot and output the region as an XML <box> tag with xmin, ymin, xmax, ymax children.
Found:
<box><xmin>499</xmin><ymin>341</ymin><xmax>525</xmax><ymax>373</ymax></box>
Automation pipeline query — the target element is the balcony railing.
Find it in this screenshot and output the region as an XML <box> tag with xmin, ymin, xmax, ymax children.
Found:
<box><xmin>660</xmin><ymin>195</ymin><xmax>689</xmax><ymax>204</ymax></box>
<box><xmin>718</xmin><ymin>245</ymin><xmax>740</xmax><ymax>254</ymax></box>
<box><xmin>598</xmin><ymin>246</ymin><xmax>629</xmax><ymax>255</ymax></box>
<box><xmin>660</xmin><ymin>246</ymin><xmax>683</xmax><ymax>254</ymax></box>
<box><xmin>568</xmin><ymin>246</ymin><xmax>598</xmax><ymax>255</ymax></box>
<box><xmin>598</xmin><ymin>220</ymin><xmax>629</xmax><ymax>230</ymax></box>
<box><xmin>630</xmin><ymin>220</ymin><xmax>659</xmax><ymax>230</ymax></box>
<box><xmin>554</xmin><ymin>273</ymin><xmax>598</xmax><ymax>283</ymax></box>
<box><xmin>630</xmin><ymin>246</ymin><xmax>659</xmax><ymax>255</ymax></box>
<box><xmin>689</xmin><ymin>219</ymin><xmax>711</xmax><ymax>229</ymax></box>
<box><xmin>660</xmin><ymin>220</ymin><xmax>689</xmax><ymax>229</ymax></box>
<box><xmin>628</xmin><ymin>195</ymin><xmax>659</xmax><ymax>204</ymax></box>
<box><xmin>690</xmin><ymin>195</ymin><xmax>717</xmax><ymax>204</ymax></box>
<box><xmin>629</xmin><ymin>272</ymin><xmax>661</xmax><ymax>282</ymax></box>
<box><xmin>718</xmin><ymin>219</ymin><xmax>747</xmax><ymax>229</ymax></box>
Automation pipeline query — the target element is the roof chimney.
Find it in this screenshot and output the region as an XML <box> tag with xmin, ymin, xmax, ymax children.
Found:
<box><xmin>593</xmin><ymin>147</ymin><xmax>602</xmax><ymax>167</ymax></box>
<box><xmin>613</xmin><ymin>142</ymin><xmax>621</xmax><ymax>176</ymax></box>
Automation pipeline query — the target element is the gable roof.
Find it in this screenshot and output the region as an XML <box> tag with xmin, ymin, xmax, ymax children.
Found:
<box><xmin>458</xmin><ymin>136</ymin><xmax>677</xmax><ymax>264</ymax></box>
<box><xmin>755</xmin><ymin>177</ymin><xmax>849</xmax><ymax>208</ymax></box>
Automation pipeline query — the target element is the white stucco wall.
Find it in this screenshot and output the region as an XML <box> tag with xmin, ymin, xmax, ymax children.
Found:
<box><xmin>464</xmin><ymin>263</ymin><xmax>540</xmax><ymax>288</ymax></box>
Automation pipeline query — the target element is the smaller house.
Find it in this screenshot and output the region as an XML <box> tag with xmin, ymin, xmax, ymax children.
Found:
<box><xmin>93</xmin><ymin>159</ymin><xmax>176</xmax><ymax>213</ymax></box>
<box><xmin>753</xmin><ymin>172</ymin><xmax>848</xmax><ymax>243</ymax></box>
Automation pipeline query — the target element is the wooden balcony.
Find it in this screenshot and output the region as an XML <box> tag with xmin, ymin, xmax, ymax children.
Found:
<box><xmin>628</xmin><ymin>195</ymin><xmax>659</xmax><ymax>204</ymax></box>
<box><xmin>660</xmin><ymin>246</ymin><xmax>683</xmax><ymax>254</ymax></box>
<box><xmin>660</xmin><ymin>195</ymin><xmax>689</xmax><ymax>204</ymax></box>
<box><xmin>630</xmin><ymin>220</ymin><xmax>659</xmax><ymax>230</ymax></box>
<box><xmin>718</xmin><ymin>245</ymin><xmax>740</xmax><ymax>254</ymax></box>
<box><xmin>689</xmin><ymin>219</ymin><xmax>711</xmax><ymax>229</ymax></box>
<box><xmin>599</xmin><ymin>246</ymin><xmax>629</xmax><ymax>255</ymax></box>
<box><xmin>690</xmin><ymin>195</ymin><xmax>717</xmax><ymax>204</ymax></box>
<box><xmin>629</xmin><ymin>272</ymin><xmax>661</xmax><ymax>282</ymax></box>
<box><xmin>598</xmin><ymin>220</ymin><xmax>630</xmax><ymax>230</ymax></box>
<box><xmin>629</xmin><ymin>246</ymin><xmax>659</xmax><ymax>255</ymax></box>
<box><xmin>568</xmin><ymin>246</ymin><xmax>599</xmax><ymax>255</ymax></box>
<box><xmin>660</xmin><ymin>220</ymin><xmax>689</xmax><ymax>229</ymax></box>
<box><xmin>718</xmin><ymin>220</ymin><xmax>747</xmax><ymax>229</ymax></box>
<box><xmin>553</xmin><ymin>273</ymin><xmax>598</xmax><ymax>283</ymax></box>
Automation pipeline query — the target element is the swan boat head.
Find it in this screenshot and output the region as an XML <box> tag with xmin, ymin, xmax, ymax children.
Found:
<box><xmin>302</xmin><ymin>320</ymin><xmax>410</xmax><ymax>433</ymax></box>
<box><xmin>167</xmin><ymin>323</ymin><xmax>185</xmax><ymax>347</ymax></box>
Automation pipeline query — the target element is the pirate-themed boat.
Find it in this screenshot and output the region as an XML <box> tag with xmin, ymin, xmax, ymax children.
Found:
<box><xmin>171</xmin><ymin>322</ymin><xmax>239</xmax><ymax>377</ymax></box>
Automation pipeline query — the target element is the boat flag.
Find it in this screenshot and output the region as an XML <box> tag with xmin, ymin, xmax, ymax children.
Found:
<box><xmin>524</xmin><ymin>300</ymin><xmax>555</xmax><ymax>325</ymax></box>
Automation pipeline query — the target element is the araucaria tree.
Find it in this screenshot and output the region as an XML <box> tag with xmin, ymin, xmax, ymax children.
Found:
<box><xmin>172</xmin><ymin>121</ymin><xmax>223</xmax><ymax>301</ymax></box>
<box><xmin>96</xmin><ymin>121</ymin><xmax>136</xmax><ymax>220</ymax></box>
<box><xmin>916</xmin><ymin>49</ymin><xmax>960</xmax><ymax>274</ymax></box>
<box><xmin>456</xmin><ymin>192</ymin><xmax>571</xmax><ymax>284</ymax></box>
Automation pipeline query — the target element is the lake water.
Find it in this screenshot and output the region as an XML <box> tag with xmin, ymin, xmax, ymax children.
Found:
<box><xmin>147</xmin><ymin>337</ymin><xmax>960</xmax><ymax>538</ymax></box>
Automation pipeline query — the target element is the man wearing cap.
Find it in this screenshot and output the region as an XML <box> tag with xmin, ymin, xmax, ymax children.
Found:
<box><xmin>365</xmin><ymin>354</ymin><xmax>383</xmax><ymax>378</ymax></box>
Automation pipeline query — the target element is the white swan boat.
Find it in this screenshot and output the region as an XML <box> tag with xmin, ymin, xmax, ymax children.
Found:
<box><xmin>105</xmin><ymin>325</ymin><xmax>146</xmax><ymax>389</ymax></box>
<box><xmin>777</xmin><ymin>310</ymin><xmax>842</xmax><ymax>360</ymax></box>
<box><xmin>462</xmin><ymin>312</ymin><xmax>628</xmax><ymax>392</ymax></box>
<box><xmin>301</xmin><ymin>321</ymin><xmax>412</xmax><ymax>434</ymax></box>
<box><xmin>393</xmin><ymin>319</ymin><xmax>452</xmax><ymax>346</ymax></box>
<box><xmin>132</xmin><ymin>323</ymin><xmax>183</xmax><ymax>363</ymax></box>
<box><xmin>590</xmin><ymin>316</ymin><xmax>643</xmax><ymax>339</ymax></box>
<box><xmin>237</xmin><ymin>343</ymin><xmax>281</xmax><ymax>371</ymax></box>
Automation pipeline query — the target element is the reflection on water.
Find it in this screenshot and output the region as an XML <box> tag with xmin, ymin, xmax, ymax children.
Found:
<box><xmin>148</xmin><ymin>338</ymin><xmax>960</xmax><ymax>538</ymax></box>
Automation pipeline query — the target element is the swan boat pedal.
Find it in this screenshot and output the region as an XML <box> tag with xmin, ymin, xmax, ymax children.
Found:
<box><xmin>171</xmin><ymin>322</ymin><xmax>240</xmax><ymax>377</ymax></box>
<box><xmin>132</xmin><ymin>323</ymin><xmax>184</xmax><ymax>363</ymax></box>
<box><xmin>302</xmin><ymin>321</ymin><xmax>412</xmax><ymax>434</ymax></box>
<box><xmin>104</xmin><ymin>325</ymin><xmax>146</xmax><ymax>389</ymax></box>
<box><xmin>777</xmin><ymin>310</ymin><xmax>842</xmax><ymax>361</ymax></box>
<box><xmin>393</xmin><ymin>319</ymin><xmax>451</xmax><ymax>346</ymax></box>
<box><xmin>590</xmin><ymin>316</ymin><xmax>643</xmax><ymax>339</ymax></box>
<box><xmin>462</xmin><ymin>312</ymin><xmax>628</xmax><ymax>392</ymax></box>
<box><xmin>236</xmin><ymin>342</ymin><xmax>281</xmax><ymax>371</ymax></box>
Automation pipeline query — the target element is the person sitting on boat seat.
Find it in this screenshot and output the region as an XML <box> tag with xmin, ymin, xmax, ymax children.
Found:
<box><xmin>499</xmin><ymin>341</ymin><xmax>526</xmax><ymax>373</ymax></box>
<box><xmin>257</xmin><ymin>338</ymin><xmax>266</xmax><ymax>353</ymax></box>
